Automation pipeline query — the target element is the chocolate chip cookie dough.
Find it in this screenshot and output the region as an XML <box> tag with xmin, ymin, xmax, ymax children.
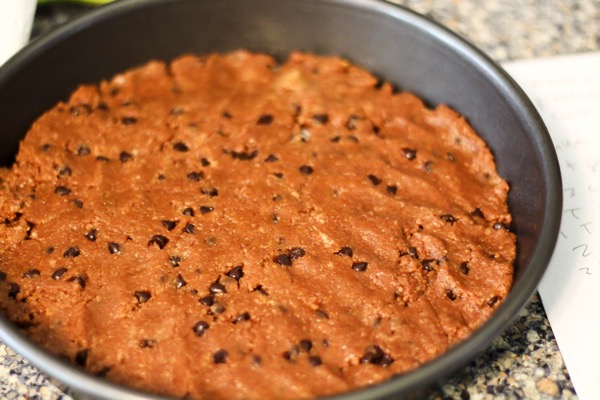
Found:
<box><xmin>0</xmin><ymin>51</ymin><xmax>515</xmax><ymax>399</ymax></box>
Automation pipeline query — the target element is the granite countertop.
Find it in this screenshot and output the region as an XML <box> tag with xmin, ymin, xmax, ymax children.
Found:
<box><xmin>1</xmin><ymin>1</ymin><xmax>598</xmax><ymax>399</ymax></box>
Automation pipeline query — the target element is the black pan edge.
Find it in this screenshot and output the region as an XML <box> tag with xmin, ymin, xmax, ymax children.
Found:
<box><xmin>0</xmin><ymin>1</ymin><xmax>562</xmax><ymax>399</ymax></box>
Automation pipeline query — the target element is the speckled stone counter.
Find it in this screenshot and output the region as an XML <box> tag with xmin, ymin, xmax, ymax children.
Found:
<box><xmin>1</xmin><ymin>1</ymin><xmax>598</xmax><ymax>399</ymax></box>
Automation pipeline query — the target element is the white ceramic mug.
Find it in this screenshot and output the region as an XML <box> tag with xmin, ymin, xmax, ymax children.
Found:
<box><xmin>0</xmin><ymin>0</ymin><xmax>37</xmax><ymax>66</ymax></box>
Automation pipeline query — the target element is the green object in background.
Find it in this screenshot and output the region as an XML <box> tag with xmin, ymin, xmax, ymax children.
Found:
<box><xmin>37</xmin><ymin>0</ymin><xmax>115</xmax><ymax>5</ymax></box>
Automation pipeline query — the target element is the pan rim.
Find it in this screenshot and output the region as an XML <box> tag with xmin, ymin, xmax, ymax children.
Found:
<box><xmin>0</xmin><ymin>0</ymin><xmax>562</xmax><ymax>399</ymax></box>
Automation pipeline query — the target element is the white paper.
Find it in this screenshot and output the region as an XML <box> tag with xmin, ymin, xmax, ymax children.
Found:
<box><xmin>0</xmin><ymin>0</ymin><xmax>37</xmax><ymax>66</ymax></box>
<box><xmin>503</xmin><ymin>52</ymin><xmax>600</xmax><ymax>400</ymax></box>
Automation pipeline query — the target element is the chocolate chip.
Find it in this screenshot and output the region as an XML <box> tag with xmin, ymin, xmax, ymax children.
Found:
<box><xmin>42</xmin><ymin>143</ymin><xmax>52</xmax><ymax>152</ymax></box>
<box><xmin>252</xmin><ymin>285</ymin><xmax>269</xmax><ymax>296</ymax></box>
<box><xmin>335</xmin><ymin>246</ymin><xmax>353</xmax><ymax>257</ymax></box>
<box><xmin>372</xmin><ymin>125</ymin><xmax>381</xmax><ymax>134</ymax></box>
<box><xmin>187</xmin><ymin>171</ymin><xmax>203</xmax><ymax>182</ymax></box>
<box><xmin>199</xmin><ymin>295</ymin><xmax>215</xmax><ymax>306</ymax></box>
<box><xmin>169</xmin><ymin>256</ymin><xmax>182</xmax><ymax>267</ymax></box>
<box><xmin>182</xmin><ymin>207</ymin><xmax>195</xmax><ymax>217</ymax></box>
<box><xmin>402</xmin><ymin>148</ymin><xmax>417</xmax><ymax>160</ymax></box>
<box><xmin>55</xmin><ymin>186</ymin><xmax>71</xmax><ymax>196</ymax></box>
<box><xmin>275</xmin><ymin>254</ymin><xmax>292</xmax><ymax>266</ymax></box>
<box><xmin>96</xmin><ymin>366</ymin><xmax>111</xmax><ymax>377</ymax></box>
<box><xmin>148</xmin><ymin>235</ymin><xmax>169</xmax><ymax>249</ymax></box>
<box><xmin>352</xmin><ymin>262</ymin><xmax>368</xmax><ymax>272</ymax></box>
<box><xmin>23</xmin><ymin>269</ymin><xmax>40</xmax><ymax>278</ymax></box>
<box><xmin>139</xmin><ymin>339</ymin><xmax>155</xmax><ymax>348</ymax></box>
<box><xmin>97</xmin><ymin>102</ymin><xmax>109</xmax><ymax>111</ymax></box>
<box><xmin>24</xmin><ymin>221</ymin><xmax>35</xmax><ymax>241</ymax></box>
<box><xmin>367</xmin><ymin>174</ymin><xmax>382</xmax><ymax>186</ymax></box>
<box><xmin>424</xmin><ymin>161</ymin><xmax>434</xmax><ymax>173</ymax></box>
<box><xmin>273</xmin><ymin>172</ymin><xmax>284</xmax><ymax>179</ymax></box>
<box><xmin>487</xmin><ymin>296</ymin><xmax>501</xmax><ymax>307</ymax></box>
<box><xmin>493</xmin><ymin>222</ymin><xmax>509</xmax><ymax>231</ymax></box>
<box><xmin>46</xmin><ymin>247</ymin><xmax>55</xmax><ymax>255</ymax></box>
<box><xmin>316</xmin><ymin>310</ymin><xmax>329</xmax><ymax>319</ymax></box>
<box><xmin>312</xmin><ymin>114</ymin><xmax>329</xmax><ymax>124</ymax></box>
<box><xmin>471</xmin><ymin>207</ymin><xmax>485</xmax><ymax>219</ymax></box>
<box><xmin>222</xmin><ymin>111</ymin><xmax>232</xmax><ymax>119</ymax></box>
<box><xmin>330</xmin><ymin>136</ymin><xmax>341</xmax><ymax>143</ymax></box>
<box><xmin>408</xmin><ymin>247</ymin><xmax>419</xmax><ymax>259</ymax></box>
<box><xmin>386</xmin><ymin>185</ymin><xmax>398</xmax><ymax>195</ymax></box>
<box><xmin>233</xmin><ymin>312</ymin><xmax>250</xmax><ymax>324</ymax></box>
<box><xmin>201</xmin><ymin>188</ymin><xmax>219</xmax><ymax>197</ymax></box>
<box><xmin>68</xmin><ymin>275</ymin><xmax>87</xmax><ymax>289</ymax></box>
<box><xmin>213</xmin><ymin>349</ymin><xmax>228</xmax><ymax>364</ymax></box>
<box><xmin>272</xmin><ymin>214</ymin><xmax>280</xmax><ymax>223</ymax></box>
<box><xmin>96</xmin><ymin>155</ymin><xmax>110</xmax><ymax>162</ymax></box>
<box><xmin>264</xmin><ymin>154</ymin><xmax>279</xmax><ymax>163</ymax></box>
<box><xmin>231</xmin><ymin>149</ymin><xmax>259</xmax><ymax>161</ymax></box>
<box><xmin>289</xmin><ymin>247</ymin><xmax>305</xmax><ymax>259</ymax></box>
<box><xmin>201</xmin><ymin>158</ymin><xmax>210</xmax><ymax>167</ymax></box>
<box><xmin>299</xmin><ymin>165</ymin><xmax>314</xmax><ymax>175</ymax></box>
<box><xmin>0</xmin><ymin>271</ymin><xmax>6</xmax><ymax>281</ymax></box>
<box><xmin>77</xmin><ymin>145</ymin><xmax>91</xmax><ymax>156</ymax></box>
<box><xmin>283</xmin><ymin>346</ymin><xmax>300</xmax><ymax>362</ymax></box>
<box><xmin>460</xmin><ymin>262</ymin><xmax>470</xmax><ymax>275</ymax></box>
<box><xmin>200</xmin><ymin>206</ymin><xmax>214</xmax><ymax>215</ymax></box>
<box><xmin>440</xmin><ymin>214</ymin><xmax>457</xmax><ymax>225</ymax></box>
<box><xmin>252</xmin><ymin>355</ymin><xmax>262</xmax><ymax>365</ymax></box>
<box><xmin>210</xmin><ymin>303</ymin><xmax>226</xmax><ymax>314</ymax></box>
<box><xmin>360</xmin><ymin>345</ymin><xmax>394</xmax><ymax>366</ymax></box>
<box><xmin>75</xmin><ymin>349</ymin><xmax>89</xmax><ymax>366</ymax></box>
<box><xmin>421</xmin><ymin>259</ymin><xmax>436</xmax><ymax>271</ymax></box>
<box><xmin>173</xmin><ymin>142</ymin><xmax>189</xmax><ymax>152</ymax></box>
<box><xmin>63</xmin><ymin>247</ymin><xmax>80</xmax><ymax>258</ymax></box>
<box><xmin>182</xmin><ymin>223</ymin><xmax>195</xmax><ymax>234</ymax></box>
<box><xmin>52</xmin><ymin>267</ymin><xmax>68</xmax><ymax>280</ymax></box>
<box><xmin>108</xmin><ymin>242</ymin><xmax>121</xmax><ymax>254</ymax></box>
<box><xmin>175</xmin><ymin>274</ymin><xmax>187</xmax><ymax>289</ymax></box>
<box><xmin>59</xmin><ymin>166</ymin><xmax>72</xmax><ymax>176</ymax></box>
<box><xmin>209</xmin><ymin>281</ymin><xmax>227</xmax><ymax>295</ymax></box>
<box><xmin>161</xmin><ymin>220</ymin><xmax>178</xmax><ymax>231</ymax></box>
<box><xmin>134</xmin><ymin>291</ymin><xmax>151</xmax><ymax>304</ymax></box>
<box><xmin>72</xmin><ymin>199</ymin><xmax>83</xmax><ymax>209</ymax></box>
<box><xmin>119</xmin><ymin>151</ymin><xmax>133</xmax><ymax>163</ymax></box>
<box><xmin>121</xmin><ymin>116</ymin><xmax>138</xmax><ymax>125</ymax></box>
<box><xmin>257</xmin><ymin>114</ymin><xmax>274</xmax><ymax>125</ymax></box>
<box><xmin>447</xmin><ymin>152</ymin><xmax>456</xmax><ymax>162</ymax></box>
<box><xmin>446</xmin><ymin>289</ymin><xmax>457</xmax><ymax>301</ymax></box>
<box><xmin>226</xmin><ymin>266</ymin><xmax>244</xmax><ymax>281</ymax></box>
<box><xmin>8</xmin><ymin>282</ymin><xmax>20</xmax><ymax>299</ymax></box>
<box><xmin>308</xmin><ymin>356</ymin><xmax>323</xmax><ymax>367</ymax></box>
<box><xmin>193</xmin><ymin>321</ymin><xmax>209</xmax><ymax>337</ymax></box>
<box><xmin>299</xmin><ymin>339</ymin><xmax>313</xmax><ymax>352</ymax></box>
<box><xmin>322</xmin><ymin>339</ymin><xmax>330</xmax><ymax>347</ymax></box>
<box><xmin>85</xmin><ymin>229</ymin><xmax>98</xmax><ymax>242</ymax></box>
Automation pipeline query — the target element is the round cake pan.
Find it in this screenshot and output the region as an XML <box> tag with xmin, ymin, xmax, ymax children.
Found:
<box><xmin>0</xmin><ymin>0</ymin><xmax>562</xmax><ymax>399</ymax></box>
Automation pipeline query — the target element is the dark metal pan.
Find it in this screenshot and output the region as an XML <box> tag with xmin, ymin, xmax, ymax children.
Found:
<box><xmin>0</xmin><ymin>0</ymin><xmax>561</xmax><ymax>399</ymax></box>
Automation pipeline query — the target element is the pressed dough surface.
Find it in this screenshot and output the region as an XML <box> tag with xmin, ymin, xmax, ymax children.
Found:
<box><xmin>0</xmin><ymin>51</ymin><xmax>515</xmax><ymax>399</ymax></box>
